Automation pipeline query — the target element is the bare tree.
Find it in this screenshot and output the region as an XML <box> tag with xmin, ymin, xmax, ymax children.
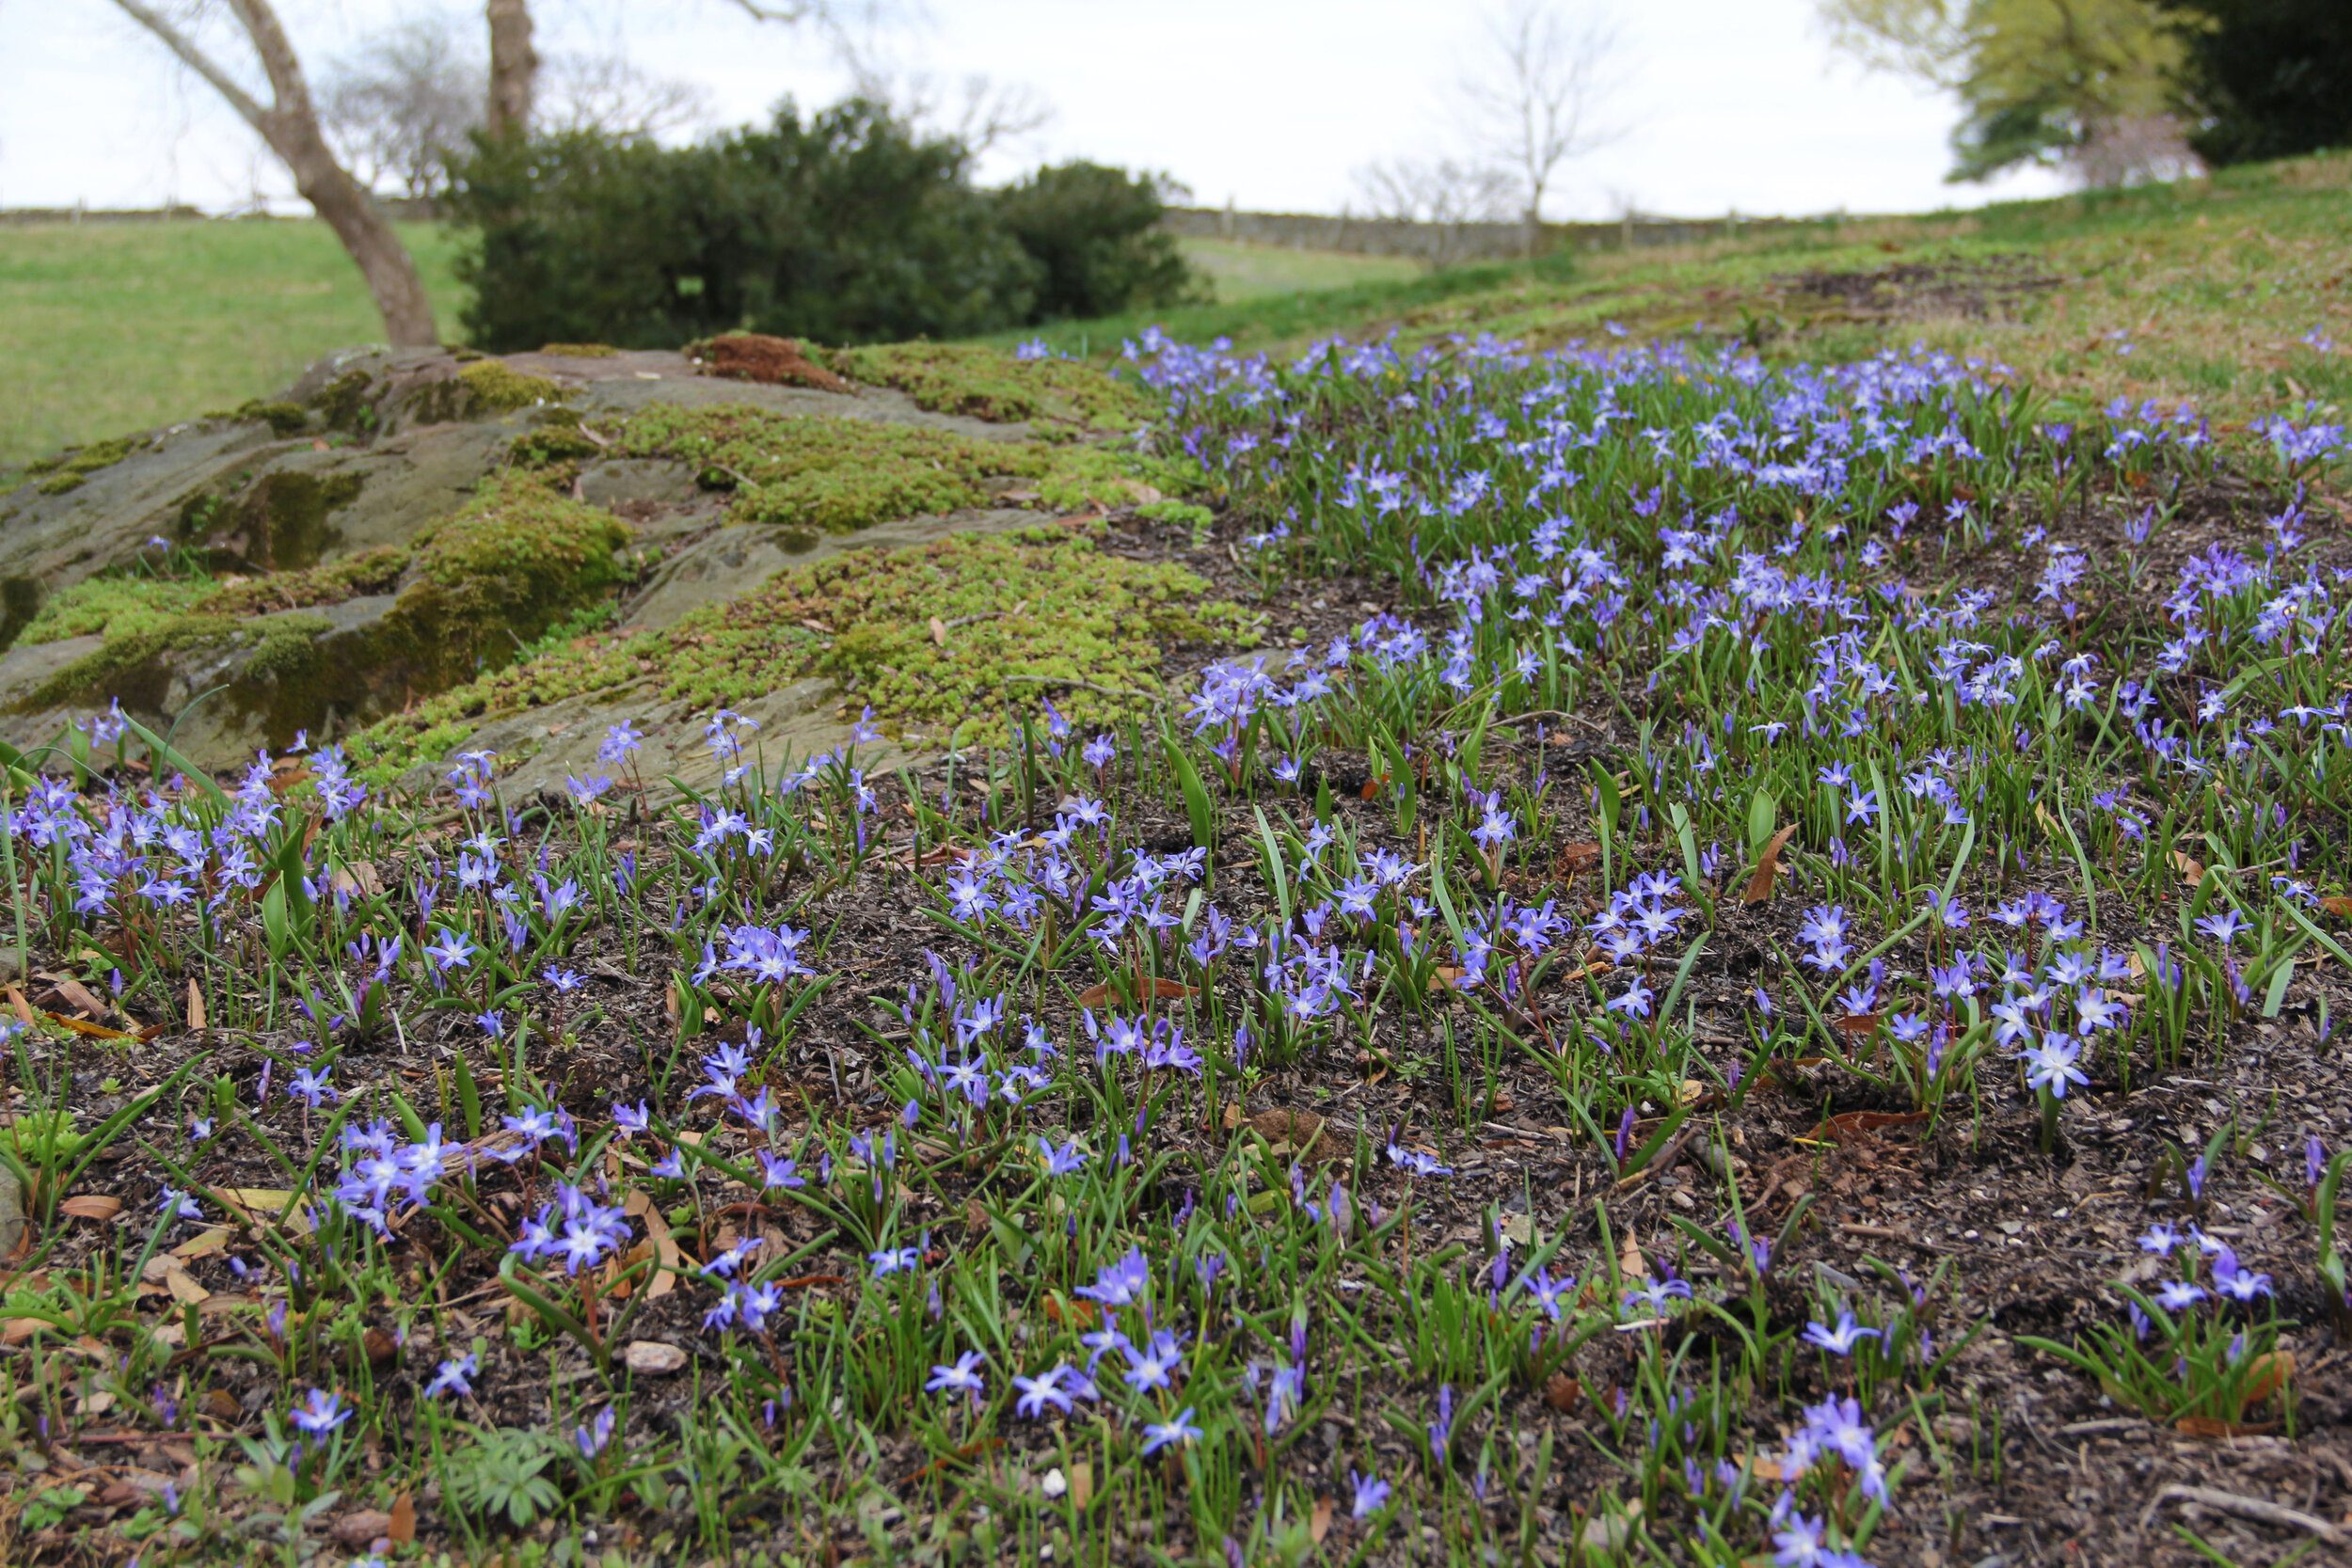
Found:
<box><xmin>109</xmin><ymin>0</ymin><xmax>438</xmax><ymax>346</ymax></box>
<box><xmin>848</xmin><ymin>66</ymin><xmax>1054</xmax><ymax>155</ymax></box>
<box><xmin>1454</xmin><ymin>1</ymin><xmax>1631</xmax><ymax>256</ymax></box>
<box><xmin>538</xmin><ymin>52</ymin><xmax>715</xmax><ymax>139</ymax></box>
<box><xmin>485</xmin><ymin>0</ymin><xmax>891</xmax><ymax>140</ymax></box>
<box><xmin>322</xmin><ymin>16</ymin><xmax>484</xmax><ymax>199</ymax></box>
<box><xmin>1352</xmin><ymin>157</ymin><xmax>1519</xmax><ymax>269</ymax></box>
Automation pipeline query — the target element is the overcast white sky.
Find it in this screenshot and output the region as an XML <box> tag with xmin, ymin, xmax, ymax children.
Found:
<box><xmin>2</xmin><ymin>0</ymin><xmax>2068</xmax><ymax>218</ymax></box>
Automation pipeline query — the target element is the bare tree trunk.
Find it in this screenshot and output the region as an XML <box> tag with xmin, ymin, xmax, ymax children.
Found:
<box><xmin>485</xmin><ymin>0</ymin><xmax>539</xmax><ymax>137</ymax></box>
<box><xmin>111</xmin><ymin>0</ymin><xmax>439</xmax><ymax>348</ymax></box>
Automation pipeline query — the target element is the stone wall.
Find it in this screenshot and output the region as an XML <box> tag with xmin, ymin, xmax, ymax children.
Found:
<box><xmin>1160</xmin><ymin>205</ymin><xmax>1835</xmax><ymax>263</ymax></box>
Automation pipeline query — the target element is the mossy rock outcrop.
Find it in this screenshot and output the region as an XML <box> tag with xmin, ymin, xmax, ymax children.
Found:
<box><xmin>0</xmin><ymin>476</ymin><xmax>633</xmax><ymax>766</ymax></box>
<box><xmin>1</xmin><ymin>337</ymin><xmax>1216</xmax><ymax>781</ymax></box>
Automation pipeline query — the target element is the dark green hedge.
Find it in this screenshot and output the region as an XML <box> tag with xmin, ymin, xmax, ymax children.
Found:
<box><xmin>447</xmin><ymin>101</ymin><xmax>1200</xmax><ymax>352</ymax></box>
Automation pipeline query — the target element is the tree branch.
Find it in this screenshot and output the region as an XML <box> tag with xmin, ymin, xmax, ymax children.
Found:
<box><xmin>107</xmin><ymin>0</ymin><xmax>269</xmax><ymax>130</ymax></box>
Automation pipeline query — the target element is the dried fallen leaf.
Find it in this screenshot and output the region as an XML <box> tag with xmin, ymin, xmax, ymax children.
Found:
<box><xmin>1542</xmin><ymin>1372</ymin><xmax>1584</xmax><ymax>1413</ymax></box>
<box><xmin>59</xmin><ymin>1196</ymin><xmax>121</xmax><ymax>1222</ymax></box>
<box><xmin>1310</xmin><ymin>1494</ymin><xmax>1333</xmax><ymax>1544</ymax></box>
<box><xmin>2176</xmin><ymin>1415</ymin><xmax>2278</xmax><ymax>1439</ymax></box>
<box><xmin>2243</xmin><ymin>1350</ymin><xmax>2294</xmax><ymax>1406</ymax></box>
<box><xmin>163</xmin><ymin>1263</ymin><xmax>210</xmax><ymax>1306</ymax></box>
<box><xmin>928</xmin><ymin>615</ymin><xmax>948</xmax><ymax>647</ymax></box>
<box><xmin>1557</xmin><ymin>841</ymin><xmax>1602</xmax><ymax>876</ymax></box>
<box><xmin>2322</xmin><ymin>896</ymin><xmax>2352</xmax><ymax>920</ymax></box>
<box><xmin>2170</xmin><ymin>849</ymin><xmax>2208</xmax><ymax>886</ymax></box>
<box><xmin>1618</xmin><ymin>1227</ymin><xmax>1648</xmax><ymax>1282</ymax></box>
<box><xmin>172</xmin><ymin>1227</ymin><xmax>233</xmax><ymax>1259</ymax></box>
<box><xmin>389</xmin><ymin>1493</ymin><xmax>417</xmax><ymax>1544</ymax></box>
<box><xmin>1245</xmin><ymin>1108</ymin><xmax>1342</xmax><ymax>1163</ymax></box>
<box><xmin>621</xmin><ymin>1190</ymin><xmax>682</xmax><ymax>1298</ymax></box>
<box><xmin>1068</xmin><ymin>1460</ymin><xmax>1094</xmax><ymax>1510</ymax></box>
<box><xmin>45</xmin><ymin>1011</ymin><xmax>130</xmax><ymax>1040</ymax></box>
<box><xmin>5</xmin><ymin>985</ymin><xmax>33</xmax><ymax>1026</ymax></box>
<box><xmin>1834</xmin><ymin>1012</ymin><xmax>1882</xmax><ymax>1038</ymax></box>
<box><xmin>1073</xmin><ymin>974</ymin><xmax>1198</xmax><ymax>1006</ymax></box>
<box><xmin>1743</xmin><ymin>823</ymin><xmax>1799</xmax><ymax>905</ymax></box>
<box><xmin>623</xmin><ymin>1340</ymin><xmax>689</xmax><ymax>1375</ymax></box>
<box><xmin>185</xmin><ymin>979</ymin><xmax>206</xmax><ymax>1031</ymax></box>
<box><xmin>52</xmin><ymin>976</ymin><xmax>108</xmax><ymax>1019</ymax></box>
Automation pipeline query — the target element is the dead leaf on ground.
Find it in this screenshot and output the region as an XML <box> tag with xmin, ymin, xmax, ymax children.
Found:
<box><xmin>186</xmin><ymin>979</ymin><xmax>206</xmax><ymax>1031</ymax></box>
<box><xmin>1237</xmin><ymin>1107</ymin><xmax>1343</xmax><ymax>1163</ymax></box>
<box><xmin>1821</xmin><ymin>1109</ymin><xmax>1932</xmax><ymax>1142</ymax></box>
<box><xmin>1618</xmin><ymin>1227</ymin><xmax>1648</xmax><ymax>1282</ymax></box>
<box><xmin>1834</xmin><ymin>1012</ymin><xmax>1882</xmax><ymax>1038</ymax></box>
<box><xmin>163</xmin><ymin>1263</ymin><xmax>210</xmax><ymax>1305</ymax></box>
<box><xmin>1558</xmin><ymin>841</ymin><xmax>1602</xmax><ymax>877</ymax></box>
<box><xmin>929</xmin><ymin>615</ymin><xmax>948</xmax><ymax>647</ymax></box>
<box><xmin>5</xmin><ymin>984</ymin><xmax>33</xmax><ymax>1026</ymax></box>
<box><xmin>2322</xmin><ymin>896</ymin><xmax>2352</xmax><ymax>920</ymax></box>
<box><xmin>1542</xmin><ymin>1373</ymin><xmax>1584</xmax><ymax>1413</ymax></box>
<box><xmin>1073</xmin><ymin>974</ymin><xmax>1198</xmax><ymax>1006</ymax></box>
<box><xmin>1743</xmin><ymin>823</ymin><xmax>1799</xmax><ymax>905</ymax></box>
<box><xmin>1068</xmin><ymin>1460</ymin><xmax>1094</xmax><ymax>1509</ymax></box>
<box><xmin>389</xmin><ymin>1493</ymin><xmax>417</xmax><ymax>1544</ymax></box>
<box><xmin>59</xmin><ymin>1196</ymin><xmax>121</xmax><ymax>1222</ymax></box>
<box><xmin>51</xmin><ymin>975</ymin><xmax>108</xmax><ymax>1019</ymax></box>
<box><xmin>2176</xmin><ymin>1415</ymin><xmax>2279</xmax><ymax>1439</ymax></box>
<box><xmin>2170</xmin><ymin>850</ymin><xmax>2209</xmax><ymax>886</ymax></box>
<box><xmin>45</xmin><ymin>1011</ymin><xmax>130</xmax><ymax>1040</ymax></box>
<box><xmin>2243</xmin><ymin>1350</ymin><xmax>2293</xmax><ymax>1406</ymax></box>
<box><xmin>1311</xmin><ymin>1494</ymin><xmax>1333</xmax><ymax>1544</ymax></box>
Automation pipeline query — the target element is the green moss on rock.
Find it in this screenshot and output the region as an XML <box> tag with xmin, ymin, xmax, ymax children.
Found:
<box><xmin>352</xmin><ymin>523</ymin><xmax>1256</xmax><ymax>768</ymax></box>
<box><xmin>612</xmin><ymin>404</ymin><xmax>1045</xmax><ymax>533</ymax></box>
<box><xmin>193</xmin><ymin>546</ymin><xmax>411</xmax><ymax>618</ymax></box>
<box><xmin>16</xmin><ymin>576</ymin><xmax>213</xmax><ymax>646</ymax></box>
<box><xmin>819</xmin><ymin>341</ymin><xmax>1157</xmax><ymax>432</ymax></box>
<box><xmin>18</xmin><ymin>476</ymin><xmax>629</xmax><ymax>736</ymax></box>
<box><xmin>458</xmin><ymin>361</ymin><xmax>562</xmax><ymax>414</ymax></box>
<box><xmin>28</xmin><ymin>436</ymin><xmax>137</xmax><ymax>496</ymax></box>
<box><xmin>235</xmin><ymin>400</ymin><xmax>310</xmax><ymax>436</ymax></box>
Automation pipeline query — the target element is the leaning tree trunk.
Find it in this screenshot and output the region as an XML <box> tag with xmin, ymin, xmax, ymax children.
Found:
<box><xmin>111</xmin><ymin>0</ymin><xmax>439</xmax><ymax>348</ymax></box>
<box><xmin>485</xmin><ymin>0</ymin><xmax>539</xmax><ymax>137</ymax></box>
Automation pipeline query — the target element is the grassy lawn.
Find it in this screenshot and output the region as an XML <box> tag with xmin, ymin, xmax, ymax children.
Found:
<box><xmin>0</xmin><ymin>218</ymin><xmax>468</xmax><ymax>468</ymax></box>
<box><xmin>1021</xmin><ymin>153</ymin><xmax>2352</xmax><ymax>431</ymax></box>
<box><xmin>1176</xmin><ymin>236</ymin><xmax>1422</xmax><ymax>300</ymax></box>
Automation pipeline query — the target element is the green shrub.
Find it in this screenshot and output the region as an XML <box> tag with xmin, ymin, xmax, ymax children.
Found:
<box><xmin>448</xmin><ymin>102</ymin><xmax>1040</xmax><ymax>352</ymax></box>
<box><xmin>993</xmin><ymin>162</ymin><xmax>1203</xmax><ymax>323</ymax></box>
<box><xmin>447</xmin><ymin>102</ymin><xmax>1203</xmax><ymax>351</ymax></box>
